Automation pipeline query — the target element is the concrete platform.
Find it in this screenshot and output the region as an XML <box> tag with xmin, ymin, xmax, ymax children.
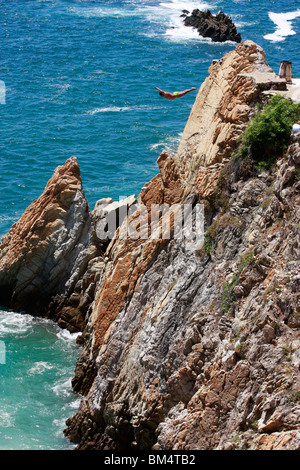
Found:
<box><xmin>286</xmin><ymin>79</ymin><xmax>300</xmax><ymax>102</ymax></box>
<box><xmin>262</xmin><ymin>78</ymin><xmax>300</xmax><ymax>103</ymax></box>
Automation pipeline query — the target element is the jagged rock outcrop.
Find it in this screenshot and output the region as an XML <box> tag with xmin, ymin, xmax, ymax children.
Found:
<box><xmin>1</xmin><ymin>41</ymin><xmax>299</xmax><ymax>450</ymax></box>
<box><xmin>63</xmin><ymin>41</ymin><xmax>299</xmax><ymax>450</ymax></box>
<box><xmin>0</xmin><ymin>157</ymin><xmax>98</xmax><ymax>331</ymax></box>
<box><xmin>182</xmin><ymin>9</ymin><xmax>241</xmax><ymax>43</ymax></box>
<box><xmin>0</xmin><ymin>157</ymin><xmax>141</xmax><ymax>332</ymax></box>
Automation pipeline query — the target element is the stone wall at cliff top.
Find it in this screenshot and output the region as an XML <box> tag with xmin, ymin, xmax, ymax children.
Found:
<box><xmin>0</xmin><ymin>40</ymin><xmax>299</xmax><ymax>450</ymax></box>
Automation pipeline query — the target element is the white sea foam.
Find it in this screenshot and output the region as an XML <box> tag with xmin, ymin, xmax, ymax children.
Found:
<box><xmin>86</xmin><ymin>106</ymin><xmax>133</xmax><ymax>114</ymax></box>
<box><xmin>164</xmin><ymin>20</ymin><xmax>210</xmax><ymax>42</ymax></box>
<box><xmin>86</xmin><ymin>105</ymin><xmax>161</xmax><ymax>115</ymax></box>
<box><xmin>56</xmin><ymin>327</ymin><xmax>80</xmax><ymax>343</ymax></box>
<box><xmin>140</xmin><ymin>0</ymin><xmax>214</xmax><ymax>42</ymax></box>
<box><xmin>0</xmin><ymin>410</ymin><xmax>15</xmax><ymax>428</ymax></box>
<box><xmin>53</xmin><ymin>417</ymin><xmax>67</xmax><ymax>431</ymax></box>
<box><xmin>69</xmin><ymin>0</ymin><xmax>216</xmax><ymax>43</ymax></box>
<box><xmin>232</xmin><ymin>13</ymin><xmax>258</xmax><ymax>28</ymax></box>
<box><xmin>0</xmin><ymin>311</ymin><xmax>34</xmax><ymax>335</ymax></box>
<box><xmin>69</xmin><ymin>396</ymin><xmax>82</xmax><ymax>409</ymax></box>
<box><xmin>264</xmin><ymin>10</ymin><xmax>300</xmax><ymax>42</ymax></box>
<box><xmin>0</xmin><ymin>310</ymin><xmax>78</xmax><ymax>345</ymax></box>
<box><xmin>52</xmin><ymin>378</ymin><xmax>73</xmax><ymax>397</ymax></box>
<box><xmin>149</xmin><ymin>132</ymin><xmax>182</xmax><ymax>154</ymax></box>
<box><xmin>68</xmin><ymin>6</ymin><xmax>142</xmax><ymax>19</ymax></box>
<box><xmin>29</xmin><ymin>361</ymin><xmax>53</xmax><ymax>375</ymax></box>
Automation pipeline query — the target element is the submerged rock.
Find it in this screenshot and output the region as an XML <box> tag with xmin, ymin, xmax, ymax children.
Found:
<box><xmin>182</xmin><ymin>9</ymin><xmax>242</xmax><ymax>43</ymax></box>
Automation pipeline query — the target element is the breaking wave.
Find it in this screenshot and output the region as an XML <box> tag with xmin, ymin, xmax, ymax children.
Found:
<box><xmin>264</xmin><ymin>10</ymin><xmax>300</xmax><ymax>42</ymax></box>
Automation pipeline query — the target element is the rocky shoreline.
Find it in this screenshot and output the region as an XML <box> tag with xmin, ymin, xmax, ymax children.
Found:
<box><xmin>0</xmin><ymin>41</ymin><xmax>299</xmax><ymax>450</ymax></box>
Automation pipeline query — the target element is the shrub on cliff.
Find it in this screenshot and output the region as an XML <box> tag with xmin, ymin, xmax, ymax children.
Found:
<box><xmin>237</xmin><ymin>95</ymin><xmax>300</xmax><ymax>169</ymax></box>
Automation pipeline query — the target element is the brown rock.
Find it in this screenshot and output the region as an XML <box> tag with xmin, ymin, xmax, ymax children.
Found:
<box><xmin>175</xmin><ymin>40</ymin><xmax>285</xmax><ymax>197</ymax></box>
<box><xmin>0</xmin><ymin>157</ymin><xmax>97</xmax><ymax>329</ymax></box>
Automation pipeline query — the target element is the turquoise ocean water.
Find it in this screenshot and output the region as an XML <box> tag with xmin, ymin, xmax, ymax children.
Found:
<box><xmin>0</xmin><ymin>0</ymin><xmax>299</xmax><ymax>450</ymax></box>
<box><xmin>0</xmin><ymin>312</ymin><xmax>81</xmax><ymax>449</ymax></box>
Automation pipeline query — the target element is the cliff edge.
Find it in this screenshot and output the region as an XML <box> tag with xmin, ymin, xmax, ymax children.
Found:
<box><xmin>0</xmin><ymin>41</ymin><xmax>299</xmax><ymax>450</ymax></box>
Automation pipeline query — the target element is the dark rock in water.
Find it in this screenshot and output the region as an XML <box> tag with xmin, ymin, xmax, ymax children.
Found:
<box><xmin>183</xmin><ymin>9</ymin><xmax>242</xmax><ymax>43</ymax></box>
<box><xmin>180</xmin><ymin>9</ymin><xmax>190</xmax><ymax>17</ymax></box>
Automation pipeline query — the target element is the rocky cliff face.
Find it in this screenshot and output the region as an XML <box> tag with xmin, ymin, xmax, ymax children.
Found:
<box><xmin>0</xmin><ymin>41</ymin><xmax>299</xmax><ymax>450</ymax></box>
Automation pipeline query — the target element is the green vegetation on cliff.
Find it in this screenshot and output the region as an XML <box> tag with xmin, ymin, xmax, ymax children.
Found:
<box><xmin>237</xmin><ymin>95</ymin><xmax>300</xmax><ymax>169</ymax></box>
